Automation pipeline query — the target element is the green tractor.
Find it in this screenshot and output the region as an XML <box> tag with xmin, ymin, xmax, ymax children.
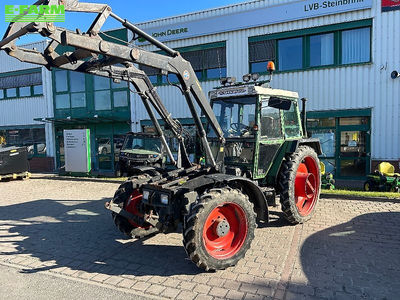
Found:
<box><xmin>364</xmin><ymin>162</ymin><xmax>400</xmax><ymax>193</ymax></box>
<box><xmin>320</xmin><ymin>161</ymin><xmax>335</xmax><ymax>190</ymax></box>
<box><xmin>108</xmin><ymin>78</ymin><xmax>322</xmax><ymax>270</ymax></box>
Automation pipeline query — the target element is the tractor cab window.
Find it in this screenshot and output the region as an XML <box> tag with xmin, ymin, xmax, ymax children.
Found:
<box><xmin>210</xmin><ymin>96</ymin><xmax>256</xmax><ymax>138</ymax></box>
<box><xmin>283</xmin><ymin>102</ymin><xmax>302</xmax><ymax>138</ymax></box>
<box><xmin>122</xmin><ymin>135</ymin><xmax>162</xmax><ymax>153</ymax></box>
<box><xmin>260</xmin><ymin>100</ymin><xmax>282</xmax><ymax>138</ymax></box>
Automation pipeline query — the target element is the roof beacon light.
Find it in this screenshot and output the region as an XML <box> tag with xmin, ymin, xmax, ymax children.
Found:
<box><xmin>267</xmin><ymin>61</ymin><xmax>276</xmax><ymax>73</ymax></box>
<box><xmin>220</xmin><ymin>77</ymin><xmax>236</xmax><ymax>86</ymax></box>
<box><xmin>391</xmin><ymin>70</ymin><xmax>400</xmax><ymax>79</ymax></box>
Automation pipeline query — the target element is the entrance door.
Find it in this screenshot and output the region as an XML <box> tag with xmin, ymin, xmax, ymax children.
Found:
<box><xmin>337</xmin><ymin>117</ymin><xmax>370</xmax><ymax>178</ymax></box>
<box><xmin>96</xmin><ymin>136</ymin><xmax>113</xmax><ymax>171</ymax></box>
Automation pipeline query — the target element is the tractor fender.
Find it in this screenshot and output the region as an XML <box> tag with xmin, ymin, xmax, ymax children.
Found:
<box><xmin>295</xmin><ymin>138</ymin><xmax>322</xmax><ymax>155</ymax></box>
<box><xmin>197</xmin><ymin>174</ymin><xmax>269</xmax><ymax>222</ymax></box>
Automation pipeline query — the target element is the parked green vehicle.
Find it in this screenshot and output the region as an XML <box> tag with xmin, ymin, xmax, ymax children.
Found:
<box><xmin>116</xmin><ymin>133</ymin><xmax>165</xmax><ymax>177</ymax></box>
<box><xmin>320</xmin><ymin>161</ymin><xmax>335</xmax><ymax>190</ymax></box>
<box><xmin>364</xmin><ymin>162</ymin><xmax>400</xmax><ymax>192</ymax></box>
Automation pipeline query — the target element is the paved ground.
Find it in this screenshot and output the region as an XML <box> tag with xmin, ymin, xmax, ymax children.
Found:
<box><xmin>0</xmin><ymin>175</ymin><xmax>399</xmax><ymax>300</ymax></box>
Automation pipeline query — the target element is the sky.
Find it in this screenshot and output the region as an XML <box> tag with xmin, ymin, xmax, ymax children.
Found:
<box><xmin>0</xmin><ymin>0</ymin><xmax>247</xmax><ymax>44</ymax></box>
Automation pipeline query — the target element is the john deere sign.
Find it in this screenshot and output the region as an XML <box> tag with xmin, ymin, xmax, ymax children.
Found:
<box><xmin>5</xmin><ymin>5</ymin><xmax>65</xmax><ymax>22</ymax></box>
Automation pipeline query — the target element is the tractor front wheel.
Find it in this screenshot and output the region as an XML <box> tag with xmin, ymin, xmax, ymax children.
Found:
<box><xmin>279</xmin><ymin>146</ymin><xmax>321</xmax><ymax>224</ymax></box>
<box><xmin>183</xmin><ymin>188</ymin><xmax>256</xmax><ymax>271</ymax></box>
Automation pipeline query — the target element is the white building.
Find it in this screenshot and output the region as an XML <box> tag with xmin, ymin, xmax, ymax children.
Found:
<box><xmin>0</xmin><ymin>0</ymin><xmax>399</xmax><ymax>179</ymax></box>
<box><xmin>0</xmin><ymin>41</ymin><xmax>55</xmax><ymax>172</ymax></box>
<box><xmin>132</xmin><ymin>0</ymin><xmax>400</xmax><ymax>179</ymax></box>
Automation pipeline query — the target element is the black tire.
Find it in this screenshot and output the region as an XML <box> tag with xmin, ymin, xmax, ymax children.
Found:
<box><xmin>364</xmin><ymin>180</ymin><xmax>374</xmax><ymax>192</ymax></box>
<box><xmin>183</xmin><ymin>188</ymin><xmax>256</xmax><ymax>271</ymax></box>
<box><xmin>111</xmin><ymin>176</ymin><xmax>156</xmax><ymax>238</ymax></box>
<box><xmin>279</xmin><ymin>146</ymin><xmax>321</xmax><ymax>224</ymax></box>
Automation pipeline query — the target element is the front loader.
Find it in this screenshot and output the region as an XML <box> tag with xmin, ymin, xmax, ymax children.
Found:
<box><xmin>0</xmin><ymin>0</ymin><xmax>322</xmax><ymax>271</ymax></box>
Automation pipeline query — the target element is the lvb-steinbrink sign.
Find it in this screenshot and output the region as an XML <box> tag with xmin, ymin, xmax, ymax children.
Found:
<box><xmin>137</xmin><ymin>0</ymin><xmax>372</xmax><ymax>44</ymax></box>
<box><xmin>5</xmin><ymin>4</ymin><xmax>65</xmax><ymax>22</ymax></box>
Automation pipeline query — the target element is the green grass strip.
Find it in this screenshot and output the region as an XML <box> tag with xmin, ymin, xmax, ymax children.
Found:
<box><xmin>321</xmin><ymin>188</ymin><xmax>400</xmax><ymax>199</ymax></box>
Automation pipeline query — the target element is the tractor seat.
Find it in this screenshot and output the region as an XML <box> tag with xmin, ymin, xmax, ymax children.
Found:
<box><xmin>377</xmin><ymin>162</ymin><xmax>400</xmax><ymax>177</ymax></box>
<box><xmin>320</xmin><ymin>162</ymin><xmax>326</xmax><ymax>175</ymax></box>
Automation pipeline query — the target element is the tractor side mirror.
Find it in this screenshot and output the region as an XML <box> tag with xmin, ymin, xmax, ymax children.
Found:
<box><xmin>268</xmin><ymin>97</ymin><xmax>292</xmax><ymax>110</ymax></box>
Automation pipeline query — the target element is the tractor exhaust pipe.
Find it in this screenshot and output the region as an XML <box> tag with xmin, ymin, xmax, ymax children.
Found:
<box><xmin>301</xmin><ymin>97</ymin><xmax>308</xmax><ymax>138</ymax></box>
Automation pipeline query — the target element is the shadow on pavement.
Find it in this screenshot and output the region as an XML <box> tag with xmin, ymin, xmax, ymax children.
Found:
<box><xmin>0</xmin><ymin>198</ymin><xmax>203</xmax><ymax>277</ymax></box>
<box><xmin>299</xmin><ymin>212</ymin><xmax>400</xmax><ymax>299</ymax></box>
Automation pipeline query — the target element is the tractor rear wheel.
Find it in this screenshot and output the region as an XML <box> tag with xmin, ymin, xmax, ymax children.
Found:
<box><xmin>183</xmin><ymin>188</ymin><xmax>256</xmax><ymax>271</ymax></box>
<box><xmin>279</xmin><ymin>146</ymin><xmax>321</xmax><ymax>224</ymax></box>
<box><xmin>111</xmin><ymin>178</ymin><xmax>156</xmax><ymax>238</ymax></box>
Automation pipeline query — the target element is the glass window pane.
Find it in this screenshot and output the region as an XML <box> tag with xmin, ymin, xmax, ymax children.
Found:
<box><xmin>55</xmin><ymin>70</ymin><xmax>68</xmax><ymax>92</ymax></box>
<box><xmin>251</xmin><ymin>61</ymin><xmax>269</xmax><ymax>73</ymax></box>
<box><xmin>94</xmin><ymin>90</ymin><xmax>111</xmax><ymax>110</ymax></box>
<box><xmin>340</xmin><ymin>159</ymin><xmax>366</xmax><ymax>177</ymax></box>
<box><xmin>94</xmin><ymin>76</ymin><xmax>110</xmax><ymax>90</ymax></box>
<box><xmin>33</xmin><ymin>85</ymin><xmax>43</xmax><ymax>95</ymax></box>
<box><xmin>71</xmin><ymin>92</ymin><xmax>86</xmax><ymax>108</ymax></box>
<box><xmin>260</xmin><ymin>105</ymin><xmax>282</xmax><ymax>138</ymax></box>
<box><xmin>111</xmin><ymin>80</ymin><xmax>128</xmax><ymax>89</ymax></box>
<box><xmin>206</xmin><ymin>67</ymin><xmax>226</xmax><ymax>79</ymax></box>
<box><xmin>113</xmin><ymin>90</ymin><xmax>128</xmax><ymax>107</ymax></box>
<box><xmin>0</xmin><ymin>90</ymin><xmax>3</xmax><ymax>99</ymax></box>
<box><xmin>310</xmin><ymin>33</ymin><xmax>334</xmax><ymax>67</ymax></box>
<box><xmin>55</xmin><ymin>94</ymin><xmax>70</xmax><ymax>109</ymax></box>
<box><xmin>6</xmin><ymin>88</ymin><xmax>17</xmax><ymax>98</ymax></box>
<box><xmin>162</xmin><ymin>74</ymin><xmax>179</xmax><ymax>84</ymax></box>
<box><xmin>70</xmin><ymin>72</ymin><xmax>85</xmax><ymax>92</ymax></box>
<box><xmin>148</xmin><ymin>75</ymin><xmax>158</xmax><ymax>84</ymax></box>
<box><xmin>342</xmin><ymin>27</ymin><xmax>370</xmax><ymax>64</ymax></box>
<box><xmin>340</xmin><ymin>131</ymin><xmax>366</xmax><ymax>157</ymax></box>
<box><xmin>19</xmin><ymin>86</ymin><xmax>31</xmax><ymax>97</ymax></box>
<box><xmin>311</xmin><ymin>130</ymin><xmax>335</xmax><ymax>157</ymax></box>
<box><xmin>283</xmin><ymin>103</ymin><xmax>301</xmax><ymax>138</ymax></box>
<box><xmin>307</xmin><ymin>117</ymin><xmax>335</xmax><ymax>128</ymax></box>
<box><xmin>278</xmin><ymin>37</ymin><xmax>303</xmax><ymax>71</ymax></box>
<box><xmin>339</xmin><ymin>117</ymin><xmax>369</xmax><ymax>126</ymax></box>
<box><xmin>195</xmin><ymin>71</ymin><xmax>203</xmax><ymax>80</ymax></box>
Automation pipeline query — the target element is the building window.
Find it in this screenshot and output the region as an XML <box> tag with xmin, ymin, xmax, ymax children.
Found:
<box><xmin>19</xmin><ymin>86</ymin><xmax>31</xmax><ymax>97</ymax></box>
<box><xmin>249</xmin><ymin>20</ymin><xmax>372</xmax><ymax>73</ymax></box>
<box><xmin>141</xmin><ymin>42</ymin><xmax>227</xmax><ymax>85</ymax></box>
<box><xmin>278</xmin><ymin>37</ymin><xmax>303</xmax><ymax>71</ymax></box>
<box><xmin>249</xmin><ymin>40</ymin><xmax>276</xmax><ymax>73</ymax></box>
<box><xmin>309</xmin><ymin>33</ymin><xmax>334</xmax><ymax>67</ymax></box>
<box><xmin>0</xmin><ymin>127</ymin><xmax>46</xmax><ymax>157</ymax></box>
<box><xmin>55</xmin><ymin>70</ymin><xmax>68</xmax><ymax>92</ymax></box>
<box><xmin>33</xmin><ymin>84</ymin><xmax>43</xmax><ymax>95</ymax></box>
<box><xmin>55</xmin><ymin>94</ymin><xmax>70</xmax><ymax>109</ymax></box>
<box><xmin>6</xmin><ymin>88</ymin><xmax>17</xmax><ymax>98</ymax></box>
<box><xmin>70</xmin><ymin>72</ymin><xmax>86</xmax><ymax>108</ymax></box>
<box><xmin>0</xmin><ymin>70</ymin><xmax>43</xmax><ymax>99</ymax></box>
<box><xmin>341</xmin><ymin>27</ymin><xmax>371</xmax><ymax>64</ymax></box>
<box><xmin>94</xmin><ymin>89</ymin><xmax>111</xmax><ymax>111</ymax></box>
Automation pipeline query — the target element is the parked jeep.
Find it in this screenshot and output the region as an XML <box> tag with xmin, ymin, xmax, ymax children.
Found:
<box><xmin>116</xmin><ymin>132</ymin><xmax>164</xmax><ymax>176</ymax></box>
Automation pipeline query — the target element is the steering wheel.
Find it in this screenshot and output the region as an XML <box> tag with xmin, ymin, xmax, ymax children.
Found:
<box><xmin>151</xmin><ymin>145</ymin><xmax>161</xmax><ymax>152</ymax></box>
<box><xmin>230</xmin><ymin>123</ymin><xmax>249</xmax><ymax>132</ymax></box>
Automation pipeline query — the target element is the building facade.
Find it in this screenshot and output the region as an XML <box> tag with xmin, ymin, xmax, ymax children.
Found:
<box><xmin>1</xmin><ymin>0</ymin><xmax>398</xmax><ymax>179</ymax></box>
<box><xmin>132</xmin><ymin>0</ymin><xmax>400</xmax><ymax>179</ymax></box>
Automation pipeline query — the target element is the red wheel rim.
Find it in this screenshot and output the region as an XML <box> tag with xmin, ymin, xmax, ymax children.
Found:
<box><xmin>294</xmin><ymin>156</ymin><xmax>320</xmax><ymax>216</ymax></box>
<box><xmin>125</xmin><ymin>189</ymin><xmax>150</xmax><ymax>229</ymax></box>
<box><xmin>202</xmin><ymin>202</ymin><xmax>248</xmax><ymax>259</ymax></box>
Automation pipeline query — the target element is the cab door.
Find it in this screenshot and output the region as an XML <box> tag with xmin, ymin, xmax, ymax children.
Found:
<box><xmin>255</xmin><ymin>98</ymin><xmax>284</xmax><ymax>178</ymax></box>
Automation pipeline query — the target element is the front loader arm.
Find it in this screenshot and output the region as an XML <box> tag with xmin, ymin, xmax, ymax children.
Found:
<box><xmin>0</xmin><ymin>0</ymin><xmax>225</xmax><ymax>168</ymax></box>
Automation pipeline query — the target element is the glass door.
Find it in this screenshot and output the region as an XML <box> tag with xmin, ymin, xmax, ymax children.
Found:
<box><xmin>337</xmin><ymin>117</ymin><xmax>370</xmax><ymax>178</ymax></box>
<box><xmin>96</xmin><ymin>135</ymin><xmax>113</xmax><ymax>171</ymax></box>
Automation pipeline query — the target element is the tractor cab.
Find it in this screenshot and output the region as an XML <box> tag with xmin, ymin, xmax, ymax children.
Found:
<box><xmin>209</xmin><ymin>81</ymin><xmax>303</xmax><ymax>180</ymax></box>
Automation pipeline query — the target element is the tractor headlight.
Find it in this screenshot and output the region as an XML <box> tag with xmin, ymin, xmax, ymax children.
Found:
<box><xmin>160</xmin><ymin>194</ymin><xmax>169</xmax><ymax>205</ymax></box>
<box><xmin>143</xmin><ymin>190</ymin><xmax>150</xmax><ymax>201</ymax></box>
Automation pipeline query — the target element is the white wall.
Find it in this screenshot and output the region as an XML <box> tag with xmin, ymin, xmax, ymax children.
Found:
<box><xmin>131</xmin><ymin>0</ymin><xmax>399</xmax><ymax>161</ymax></box>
